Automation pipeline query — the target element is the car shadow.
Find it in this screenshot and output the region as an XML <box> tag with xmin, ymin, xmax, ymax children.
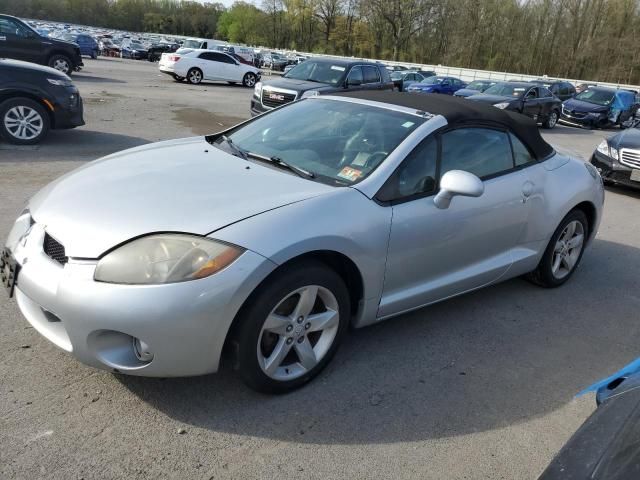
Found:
<box><xmin>0</xmin><ymin>130</ymin><xmax>148</xmax><ymax>162</ymax></box>
<box><xmin>73</xmin><ymin>74</ymin><xmax>127</xmax><ymax>84</ymax></box>
<box><xmin>605</xmin><ymin>183</ymin><xmax>640</xmax><ymax>199</ymax></box>
<box><xmin>118</xmin><ymin>238</ymin><xmax>640</xmax><ymax>444</ymax></box>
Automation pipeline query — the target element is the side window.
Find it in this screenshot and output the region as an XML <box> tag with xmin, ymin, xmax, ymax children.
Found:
<box><xmin>525</xmin><ymin>88</ymin><xmax>538</xmax><ymax>99</ymax></box>
<box><xmin>198</xmin><ymin>52</ymin><xmax>213</xmax><ymax>60</ymax></box>
<box><xmin>378</xmin><ymin>137</ymin><xmax>438</xmax><ymax>201</ymax></box>
<box><xmin>510</xmin><ymin>133</ymin><xmax>535</xmax><ymax>166</ymax></box>
<box><xmin>539</xmin><ymin>87</ymin><xmax>553</xmax><ymax>98</ymax></box>
<box><xmin>0</xmin><ymin>18</ymin><xmax>25</xmax><ymax>36</ymax></box>
<box><xmin>363</xmin><ymin>66</ymin><xmax>380</xmax><ymax>84</ymax></box>
<box><xmin>441</xmin><ymin>128</ymin><xmax>513</xmax><ymax>179</ymax></box>
<box><xmin>566</xmin><ymin>83</ymin><xmax>576</xmax><ymax>96</ymax></box>
<box><xmin>202</xmin><ymin>42</ymin><xmax>208</xmax><ymax>49</ymax></box>
<box><xmin>347</xmin><ymin>66</ymin><xmax>363</xmax><ymax>85</ymax></box>
<box><xmin>220</xmin><ymin>53</ymin><xmax>236</xmax><ymax>64</ymax></box>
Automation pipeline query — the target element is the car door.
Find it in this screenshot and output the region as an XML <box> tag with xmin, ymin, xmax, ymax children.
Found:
<box><xmin>537</xmin><ymin>86</ymin><xmax>555</xmax><ymax>118</ymax></box>
<box><xmin>362</xmin><ymin>65</ymin><xmax>382</xmax><ymax>90</ymax></box>
<box><xmin>378</xmin><ymin>127</ymin><xmax>532</xmax><ymax>318</ymax></box>
<box><xmin>345</xmin><ymin>66</ymin><xmax>364</xmax><ymax>90</ymax></box>
<box><xmin>219</xmin><ymin>52</ymin><xmax>242</xmax><ymax>81</ymax></box>
<box><xmin>0</xmin><ymin>17</ymin><xmax>42</xmax><ymax>62</ymax></box>
<box><xmin>522</xmin><ymin>87</ymin><xmax>542</xmax><ymax>120</ymax></box>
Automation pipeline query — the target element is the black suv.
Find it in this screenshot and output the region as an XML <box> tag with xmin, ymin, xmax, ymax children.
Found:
<box><xmin>0</xmin><ymin>58</ymin><xmax>84</xmax><ymax>144</ymax></box>
<box><xmin>250</xmin><ymin>58</ymin><xmax>394</xmax><ymax>116</ymax></box>
<box><xmin>0</xmin><ymin>15</ymin><xmax>83</xmax><ymax>75</ymax></box>
<box><xmin>530</xmin><ymin>79</ymin><xmax>576</xmax><ymax>101</ymax></box>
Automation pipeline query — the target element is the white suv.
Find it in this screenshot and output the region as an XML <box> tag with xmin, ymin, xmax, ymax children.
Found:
<box><xmin>159</xmin><ymin>49</ymin><xmax>261</xmax><ymax>87</ymax></box>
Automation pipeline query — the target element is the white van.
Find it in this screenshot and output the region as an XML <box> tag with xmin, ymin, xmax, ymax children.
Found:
<box><xmin>178</xmin><ymin>38</ymin><xmax>225</xmax><ymax>53</ymax></box>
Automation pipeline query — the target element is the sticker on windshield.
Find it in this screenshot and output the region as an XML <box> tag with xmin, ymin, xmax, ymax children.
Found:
<box><xmin>337</xmin><ymin>166</ymin><xmax>363</xmax><ymax>182</ymax></box>
<box><xmin>331</xmin><ymin>66</ymin><xmax>346</xmax><ymax>71</ymax></box>
<box><xmin>402</xmin><ymin>121</ymin><xmax>415</xmax><ymax>128</ymax></box>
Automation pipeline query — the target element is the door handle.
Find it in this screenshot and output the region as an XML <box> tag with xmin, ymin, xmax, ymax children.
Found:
<box><xmin>522</xmin><ymin>181</ymin><xmax>534</xmax><ymax>202</ymax></box>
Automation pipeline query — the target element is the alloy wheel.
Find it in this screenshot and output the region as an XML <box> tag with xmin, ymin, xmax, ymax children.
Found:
<box><xmin>548</xmin><ymin>112</ymin><xmax>558</xmax><ymax>128</ymax></box>
<box><xmin>4</xmin><ymin>106</ymin><xmax>44</xmax><ymax>141</ymax></box>
<box><xmin>52</xmin><ymin>58</ymin><xmax>70</xmax><ymax>73</ymax></box>
<box><xmin>244</xmin><ymin>74</ymin><xmax>256</xmax><ymax>87</ymax></box>
<box><xmin>189</xmin><ymin>70</ymin><xmax>202</xmax><ymax>83</ymax></box>
<box><xmin>257</xmin><ymin>285</ymin><xmax>340</xmax><ymax>381</ymax></box>
<box><xmin>551</xmin><ymin>220</ymin><xmax>584</xmax><ymax>279</ymax></box>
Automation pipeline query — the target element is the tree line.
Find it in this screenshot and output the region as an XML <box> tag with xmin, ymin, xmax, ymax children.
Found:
<box><xmin>2</xmin><ymin>0</ymin><xmax>639</xmax><ymax>84</ymax></box>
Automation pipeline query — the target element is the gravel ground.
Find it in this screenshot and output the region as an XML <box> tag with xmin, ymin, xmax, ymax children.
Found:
<box><xmin>1</xmin><ymin>57</ymin><xmax>640</xmax><ymax>480</ymax></box>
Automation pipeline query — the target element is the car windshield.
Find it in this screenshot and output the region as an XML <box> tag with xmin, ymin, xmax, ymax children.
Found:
<box><xmin>130</xmin><ymin>41</ymin><xmax>144</xmax><ymax>48</ymax></box>
<box><xmin>419</xmin><ymin>76</ymin><xmax>443</xmax><ymax>84</ymax></box>
<box><xmin>575</xmin><ymin>89</ymin><xmax>615</xmax><ymax>106</ymax></box>
<box><xmin>221</xmin><ymin>99</ymin><xmax>425</xmax><ymax>185</ymax></box>
<box><xmin>483</xmin><ymin>83</ymin><xmax>526</xmax><ymax>98</ymax></box>
<box><xmin>284</xmin><ymin>61</ymin><xmax>347</xmax><ymax>85</ymax></box>
<box><xmin>182</xmin><ymin>39</ymin><xmax>202</xmax><ymax>49</ymax></box>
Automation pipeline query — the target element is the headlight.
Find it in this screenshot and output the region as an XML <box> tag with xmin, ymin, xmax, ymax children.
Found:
<box><xmin>94</xmin><ymin>234</ymin><xmax>244</xmax><ymax>285</ymax></box>
<box><xmin>493</xmin><ymin>102</ymin><xmax>509</xmax><ymax>109</ymax></box>
<box><xmin>301</xmin><ymin>90</ymin><xmax>319</xmax><ymax>98</ymax></box>
<box><xmin>609</xmin><ymin>146</ymin><xmax>619</xmax><ymax>160</ymax></box>
<box><xmin>253</xmin><ymin>81</ymin><xmax>262</xmax><ymax>98</ymax></box>
<box><xmin>6</xmin><ymin>209</ymin><xmax>33</xmax><ymax>252</ymax></box>
<box><xmin>47</xmin><ymin>78</ymin><xmax>73</xmax><ymax>87</ymax></box>
<box><xmin>587</xmin><ymin>111</ymin><xmax>605</xmax><ymax>117</ymax></box>
<box><xmin>596</xmin><ymin>140</ymin><xmax>609</xmax><ymax>156</ymax></box>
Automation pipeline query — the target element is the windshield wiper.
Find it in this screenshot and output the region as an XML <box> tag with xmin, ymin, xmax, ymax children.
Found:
<box><xmin>219</xmin><ymin>135</ymin><xmax>248</xmax><ymax>160</ymax></box>
<box><xmin>245</xmin><ymin>151</ymin><xmax>315</xmax><ymax>179</ymax></box>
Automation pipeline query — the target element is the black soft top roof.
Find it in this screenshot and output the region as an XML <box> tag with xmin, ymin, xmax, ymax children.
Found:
<box><xmin>337</xmin><ymin>90</ymin><xmax>555</xmax><ymax>160</ymax></box>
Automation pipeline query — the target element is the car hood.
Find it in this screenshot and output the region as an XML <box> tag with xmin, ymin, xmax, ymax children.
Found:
<box><xmin>48</xmin><ymin>37</ymin><xmax>78</xmax><ymax>50</ymax></box>
<box><xmin>408</xmin><ymin>84</ymin><xmax>436</xmax><ymax>90</ymax></box>
<box><xmin>263</xmin><ymin>77</ymin><xmax>336</xmax><ymax>93</ymax></box>
<box><xmin>562</xmin><ymin>98</ymin><xmax>609</xmax><ymax>114</ymax></box>
<box><xmin>466</xmin><ymin>94</ymin><xmax>515</xmax><ymax>104</ymax></box>
<box><xmin>28</xmin><ymin>137</ymin><xmax>334</xmax><ymax>258</ymax></box>
<box><xmin>608</xmin><ymin>127</ymin><xmax>640</xmax><ymax>149</ymax></box>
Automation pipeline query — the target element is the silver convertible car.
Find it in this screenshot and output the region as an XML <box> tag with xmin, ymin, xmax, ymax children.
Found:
<box><xmin>2</xmin><ymin>92</ymin><xmax>604</xmax><ymax>393</ymax></box>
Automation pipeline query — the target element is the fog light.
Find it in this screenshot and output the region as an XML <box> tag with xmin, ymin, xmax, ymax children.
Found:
<box><xmin>133</xmin><ymin>337</ymin><xmax>154</xmax><ymax>362</ymax></box>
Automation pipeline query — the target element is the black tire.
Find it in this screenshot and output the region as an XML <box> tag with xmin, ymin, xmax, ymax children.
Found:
<box><xmin>542</xmin><ymin>110</ymin><xmax>559</xmax><ymax>129</ymax></box>
<box><xmin>186</xmin><ymin>68</ymin><xmax>203</xmax><ymax>84</ymax></box>
<box><xmin>172</xmin><ymin>74</ymin><xmax>184</xmax><ymax>82</ymax></box>
<box><xmin>526</xmin><ymin>209</ymin><xmax>589</xmax><ymax>288</ymax></box>
<box><xmin>91</xmin><ymin>51</ymin><xmax>98</xmax><ymax>60</ymax></box>
<box><xmin>242</xmin><ymin>72</ymin><xmax>257</xmax><ymax>88</ymax></box>
<box><xmin>48</xmin><ymin>54</ymin><xmax>73</xmax><ymax>75</ymax></box>
<box><xmin>235</xmin><ymin>260</ymin><xmax>350</xmax><ymax>393</ymax></box>
<box><xmin>0</xmin><ymin>97</ymin><xmax>50</xmax><ymax>145</ymax></box>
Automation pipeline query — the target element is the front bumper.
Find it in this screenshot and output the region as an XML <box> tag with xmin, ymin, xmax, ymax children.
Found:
<box><xmin>250</xmin><ymin>96</ymin><xmax>268</xmax><ymax>116</ymax></box>
<box><xmin>7</xmin><ymin>223</ymin><xmax>276</xmax><ymax>377</ymax></box>
<box><xmin>51</xmin><ymin>88</ymin><xmax>85</xmax><ymax>129</ymax></box>
<box><xmin>591</xmin><ymin>150</ymin><xmax>640</xmax><ymax>189</ymax></box>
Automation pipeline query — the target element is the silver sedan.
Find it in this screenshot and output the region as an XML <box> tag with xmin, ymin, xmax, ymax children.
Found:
<box><xmin>2</xmin><ymin>92</ymin><xmax>604</xmax><ymax>393</ymax></box>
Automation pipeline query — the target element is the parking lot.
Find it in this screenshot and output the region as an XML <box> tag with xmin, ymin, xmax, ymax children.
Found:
<box><xmin>1</xmin><ymin>57</ymin><xmax>640</xmax><ymax>480</ymax></box>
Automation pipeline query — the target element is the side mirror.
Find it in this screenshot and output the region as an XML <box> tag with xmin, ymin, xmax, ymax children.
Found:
<box><xmin>434</xmin><ymin>170</ymin><xmax>484</xmax><ymax>209</ymax></box>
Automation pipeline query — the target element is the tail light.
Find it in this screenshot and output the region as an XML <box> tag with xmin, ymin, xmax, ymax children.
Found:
<box><xmin>169</xmin><ymin>55</ymin><xmax>180</xmax><ymax>62</ymax></box>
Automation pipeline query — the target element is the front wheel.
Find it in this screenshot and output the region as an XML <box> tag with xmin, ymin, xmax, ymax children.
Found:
<box><xmin>186</xmin><ymin>68</ymin><xmax>203</xmax><ymax>84</ymax></box>
<box><xmin>235</xmin><ymin>261</ymin><xmax>350</xmax><ymax>393</ymax></box>
<box><xmin>242</xmin><ymin>72</ymin><xmax>257</xmax><ymax>88</ymax></box>
<box><xmin>543</xmin><ymin>110</ymin><xmax>559</xmax><ymax>129</ymax></box>
<box><xmin>0</xmin><ymin>98</ymin><xmax>50</xmax><ymax>145</ymax></box>
<box><xmin>526</xmin><ymin>210</ymin><xmax>588</xmax><ymax>287</ymax></box>
<box><xmin>48</xmin><ymin>54</ymin><xmax>73</xmax><ymax>75</ymax></box>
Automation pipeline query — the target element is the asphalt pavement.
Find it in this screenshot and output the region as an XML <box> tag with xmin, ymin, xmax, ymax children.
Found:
<box><xmin>1</xmin><ymin>57</ymin><xmax>640</xmax><ymax>480</ymax></box>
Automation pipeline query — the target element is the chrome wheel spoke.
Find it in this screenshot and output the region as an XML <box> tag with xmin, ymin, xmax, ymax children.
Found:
<box><xmin>294</xmin><ymin>337</ymin><xmax>317</xmax><ymax>370</ymax></box>
<box><xmin>567</xmin><ymin>234</ymin><xmax>584</xmax><ymax>250</ymax></box>
<box><xmin>263</xmin><ymin>337</ymin><xmax>292</xmax><ymax>375</ymax></box>
<box><xmin>263</xmin><ymin>313</ymin><xmax>290</xmax><ymax>335</ymax></box>
<box><xmin>551</xmin><ymin>253</ymin><xmax>562</xmax><ymax>274</ymax></box>
<box><xmin>307</xmin><ymin>308</ymin><xmax>338</xmax><ymax>332</ymax></box>
<box><xmin>292</xmin><ymin>286</ymin><xmax>318</xmax><ymax>319</ymax></box>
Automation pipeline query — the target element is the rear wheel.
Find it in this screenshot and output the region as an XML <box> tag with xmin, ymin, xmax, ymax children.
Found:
<box><xmin>0</xmin><ymin>98</ymin><xmax>50</xmax><ymax>145</ymax></box>
<box><xmin>186</xmin><ymin>68</ymin><xmax>203</xmax><ymax>84</ymax></box>
<box><xmin>526</xmin><ymin>210</ymin><xmax>588</xmax><ymax>287</ymax></box>
<box><xmin>543</xmin><ymin>110</ymin><xmax>559</xmax><ymax>129</ymax></box>
<box><xmin>242</xmin><ymin>72</ymin><xmax>257</xmax><ymax>88</ymax></box>
<box><xmin>48</xmin><ymin>54</ymin><xmax>73</xmax><ymax>75</ymax></box>
<box><xmin>235</xmin><ymin>261</ymin><xmax>350</xmax><ymax>393</ymax></box>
